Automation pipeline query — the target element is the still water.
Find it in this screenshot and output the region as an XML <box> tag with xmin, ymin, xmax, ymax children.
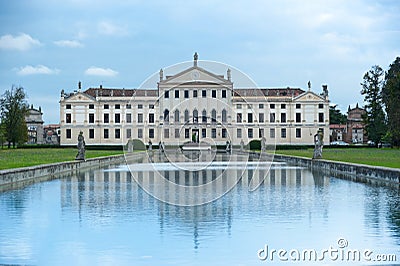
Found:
<box><xmin>0</xmin><ymin>152</ymin><xmax>399</xmax><ymax>265</ymax></box>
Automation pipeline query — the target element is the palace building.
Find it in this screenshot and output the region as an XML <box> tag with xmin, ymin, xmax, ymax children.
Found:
<box><xmin>60</xmin><ymin>54</ymin><xmax>330</xmax><ymax>147</ymax></box>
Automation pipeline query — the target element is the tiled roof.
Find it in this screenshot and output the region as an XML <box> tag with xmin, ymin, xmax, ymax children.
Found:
<box><xmin>84</xmin><ymin>88</ymin><xmax>158</xmax><ymax>97</ymax></box>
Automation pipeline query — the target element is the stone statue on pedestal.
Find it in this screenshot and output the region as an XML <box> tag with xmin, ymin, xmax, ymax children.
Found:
<box><xmin>76</xmin><ymin>131</ymin><xmax>85</xmax><ymax>160</ymax></box>
<box><xmin>240</xmin><ymin>139</ymin><xmax>244</xmax><ymax>152</ymax></box>
<box><xmin>313</xmin><ymin>129</ymin><xmax>324</xmax><ymax>159</ymax></box>
<box><xmin>261</xmin><ymin>137</ymin><xmax>266</xmax><ymax>152</ymax></box>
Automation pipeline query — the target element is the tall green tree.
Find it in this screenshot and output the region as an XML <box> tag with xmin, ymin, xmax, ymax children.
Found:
<box><xmin>329</xmin><ymin>105</ymin><xmax>347</xmax><ymax>124</ymax></box>
<box><xmin>0</xmin><ymin>86</ymin><xmax>29</xmax><ymax>148</ymax></box>
<box><xmin>360</xmin><ymin>65</ymin><xmax>387</xmax><ymax>144</ymax></box>
<box><xmin>382</xmin><ymin>57</ymin><xmax>400</xmax><ymax>147</ymax></box>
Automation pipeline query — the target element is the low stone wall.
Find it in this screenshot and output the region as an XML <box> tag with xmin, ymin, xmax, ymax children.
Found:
<box><xmin>0</xmin><ymin>155</ymin><xmax>126</xmax><ymax>191</ymax></box>
<box><xmin>272</xmin><ymin>154</ymin><xmax>400</xmax><ymax>184</ymax></box>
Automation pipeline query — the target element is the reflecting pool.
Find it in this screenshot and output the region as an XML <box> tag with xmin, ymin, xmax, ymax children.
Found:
<box><xmin>0</xmin><ymin>153</ymin><xmax>399</xmax><ymax>265</ymax></box>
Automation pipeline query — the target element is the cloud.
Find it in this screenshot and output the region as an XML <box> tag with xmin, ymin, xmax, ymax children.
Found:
<box><xmin>84</xmin><ymin>66</ymin><xmax>118</xmax><ymax>77</ymax></box>
<box><xmin>16</xmin><ymin>65</ymin><xmax>60</xmax><ymax>75</ymax></box>
<box><xmin>98</xmin><ymin>21</ymin><xmax>128</xmax><ymax>36</ymax></box>
<box><xmin>0</xmin><ymin>33</ymin><xmax>41</xmax><ymax>51</ymax></box>
<box><xmin>54</xmin><ymin>40</ymin><xmax>83</xmax><ymax>48</ymax></box>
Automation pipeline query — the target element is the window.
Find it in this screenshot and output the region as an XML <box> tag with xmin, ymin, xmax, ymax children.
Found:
<box><xmin>319</xmin><ymin>113</ymin><xmax>324</xmax><ymax>123</ymax></box>
<box><xmin>66</xmin><ymin>104</ymin><xmax>71</xmax><ymax>109</ymax></box>
<box><xmin>66</xmin><ymin>113</ymin><xmax>72</xmax><ymax>123</ymax></box>
<box><xmin>318</xmin><ymin>103</ymin><xmax>324</xmax><ymax>109</ymax></box>
<box><xmin>164</xmin><ymin>109</ymin><xmax>169</xmax><ymax>122</ymax></box>
<box><xmin>174</xmin><ymin>110</ymin><xmax>180</xmax><ymax>122</ymax></box>
<box><xmin>259</xmin><ymin>128</ymin><xmax>264</xmax><ymax>138</ymax></box>
<box><xmin>104</xmin><ymin>113</ymin><xmax>109</xmax><ymax>123</ymax></box>
<box><xmin>248</xmin><ymin>113</ymin><xmax>253</xmax><ymax>123</ymax></box>
<box><xmin>175</xmin><ymin>90</ymin><xmax>179</xmax><ymax>98</ymax></box>
<box><xmin>270</xmin><ymin>128</ymin><xmax>275</xmax><ymax>138</ymax></box>
<box><xmin>149</xmin><ymin>104</ymin><xmax>154</xmax><ymax>109</ymax></box>
<box><xmin>202</xmin><ymin>110</ymin><xmax>207</xmax><ymax>123</ymax></box>
<box><xmin>193</xmin><ymin>110</ymin><xmax>198</xmax><ymax>123</ymax></box>
<box><xmin>104</xmin><ymin>129</ymin><xmax>109</xmax><ymax>139</ymax></box>
<box><xmin>104</xmin><ymin>104</ymin><xmax>109</xmax><ymax>109</ymax></box>
<box><xmin>248</xmin><ymin>128</ymin><xmax>253</xmax><ymax>139</ymax></box>
<box><xmin>66</xmin><ymin>129</ymin><xmax>71</xmax><ymax>139</ymax></box>
<box><xmin>270</xmin><ymin>104</ymin><xmax>275</xmax><ymax>109</ymax></box>
<box><xmin>270</xmin><ymin>113</ymin><xmax>276</xmax><ymax>122</ymax></box>
<box><xmin>222</xmin><ymin>109</ymin><xmax>227</xmax><ymax>123</ymax></box>
<box><xmin>211</xmin><ymin>128</ymin><xmax>217</xmax><ymax>138</ymax></box>
<box><xmin>237</xmin><ymin>113</ymin><xmax>242</xmax><ymax>123</ymax></box>
<box><xmin>126</xmin><ymin>113</ymin><xmax>132</xmax><ymax>123</ymax></box>
<box><xmin>175</xmin><ymin>129</ymin><xmax>180</xmax><ymax>138</ymax></box>
<box><xmin>237</xmin><ymin>104</ymin><xmax>242</xmax><ymax>109</ymax></box>
<box><xmin>165</xmin><ymin>91</ymin><xmax>169</xmax><ymax>98</ymax></box>
<box><xmin>211</xmin><ymin>109</ymin><xmax>217</xmax><ymax>123</ymax></box>
<box><xmin>296</xmin><ymin>113</ymin><xmax>301</xmax><ymax>123</ymax></box>
<box><xmin>237</xmin><ymin>128</ymin><xmax>242</xmax><ymax>138</ymax></box>
<box><xmin>149</xmin><ymin>128</ymin><xmax>154</xmax><ymax>138</ymax></box>
<box><xmin>202</xmin><ymin>128</ymin><xmax>206</xmax><ymax>138</ymax></box>
<box><xmin>259</xmin><ymin>113</ymin><xmax>264</xmax><ymax>123</ymax></box>
<box><xmin>259</xmin><ymin>104</ymin><xmax>264</xmax><ymax>109</ymax></box>
<box><xmin>89</xmin><ymin>129</ymin><xmax>94</xmax><ymax>139</ymax></box>
<box><xmin>127</xmin><ymin>128</ymin><xmax>131</xmax><ymax>139</ymax></box>
<box><xmin>138</xmin><ymin>128</ymin><xmax>143</xmax><ymax>138</ymax></box>
<box><xmin>202</xmin><ymin>90</ymin><xmax>206</xmax><ymax>98</ymax></box>
<box><xmin>222</xmin><ymin>128</ymin><xmax>227</xmax><ymax>138</ymax></box>
<box><xmin>222</xmin><ymin>90</ymin><xmax>227</xmax><ymax>98</ymax></box>
<box><xmin>89</xmin><ymin>113</ymin><xmax>94</xmax><ymax>123</ymax></box>
<box><xmin>115</xmin><ymin>128</ymin><xmax>121</xmax><ymax>139</ymax></box>
<box><xmin>185</xmin><ymin>129</ymin><xmax>190</xmax><ymax>139</ymax></box>
<box><xmin>149</xmin><ymin>113</ymin><xmax>155</xmax><ymax>123</ymax></box>
<box><xmin>164</xmin><ymin>128</ymin><xmax>169</xmax><ymax>139</ymax></box>
<box><xmin>126</xmin><ymin>104</ymin><xmax>132</xmax><ymax>109</ymax></box>
<box><xmin>281</xmin><ymin>113</ymin><xmax>286</xmax><ymax>123</ymax></box>
<box><xmin>296</xmin><ymin>128</ymin><xmax>301</xmax><ymax>138</ymax></box>
<box><xmin>138</xmin><ymin>104</ymin><xmax>143</xmax><ymax>109</ymax></box>
<box><xmin>281</xmin><ymin>104</ymin><xmax>286</xmax><ymax>109</ymax></box>
<box><xmin>115</xmin><ymin>113</ymin><xmax>121</xmax><ymax>123</ymax></box>
<box><xmin>193</xmin><ymin>90</ymin><xmax>198</xmax><ymax>98</ymax></box>
<box><xmin>296</xmin><ymin>104</ymin><xmax>301</xmax><ymax>109</ymax></box>
<box><xmin>115</xmin><ymin>104</ymin><xmax>120</xmax><ymax>109</ymax></box>
<box><xmin>89</xmin><ymin>104</ymin><xmax>94</xmax><ymax>109</ymax></box>
<box><xmin>212</xmin><ymin>90</ymin><xmax>216</xmax><ymax>98</ymax></box>
<box><xmin>137</xmin><ymin>113</ymin><xmax>143</xmax><ymax>123</ymax></box>
<box><xmin>281</xmin><ymin>128</ymin><xmax>286</xmax><ymax>138</ymax></box>
<box><xmin>184</xmin><ymin>90</ymin><xmax>189</xmax><ymax>98</ymax></box>
<box><xmin>184</xmin><ymin>110</ymin><xmax>190</xmax><ymax>123</ymax></box>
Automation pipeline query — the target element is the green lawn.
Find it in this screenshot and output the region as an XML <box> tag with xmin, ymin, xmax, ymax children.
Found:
<box><xmin>0</xmin><ymin>148</ymin><xmax>123</xmax><ymax>170</ymax></box>
<box><xmin>275</xmin><ymin>148</ymin><xmax>400</xmax><ymax>168</ymax></box>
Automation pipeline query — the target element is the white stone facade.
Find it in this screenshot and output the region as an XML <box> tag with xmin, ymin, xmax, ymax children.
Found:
<box><xmin>60</xmin><ymin>58</ymin><xmax>330</xmax><ymax>147</ymax></box>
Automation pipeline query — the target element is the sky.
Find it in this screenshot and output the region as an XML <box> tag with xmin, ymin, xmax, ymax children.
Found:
<box><xmin>0</xmin><ymin>0</ymin><xmax>399</xmax><ymax>124</ymax></box>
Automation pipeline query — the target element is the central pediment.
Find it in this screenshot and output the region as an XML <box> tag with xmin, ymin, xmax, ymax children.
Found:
<box><xmin>159</xmin><ymin>66</ymin><xmax>232</xmax><ymax>86</ymax></box>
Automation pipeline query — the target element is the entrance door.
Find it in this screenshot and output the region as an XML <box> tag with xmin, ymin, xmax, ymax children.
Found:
<box><xmin>192</xmin><ymin>129</ymin><xmax>199</xmax><ymax>143</ymax></box>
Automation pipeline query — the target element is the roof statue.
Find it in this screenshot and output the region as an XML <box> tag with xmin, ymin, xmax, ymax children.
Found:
<box><xmin>307</xmin><ymin>80</ymin><xmax>311</xmax><ymax>90</ymax></box>
<box><xmin>194</xmin><ymin>52</ymin><xmax>198</xmax><ymax>66</ymax></box>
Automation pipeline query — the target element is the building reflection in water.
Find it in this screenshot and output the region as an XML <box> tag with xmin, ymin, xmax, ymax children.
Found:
<box><xmin>61</xmin><ymin>153</ymin><xmax>332</xmax><ymax>250</ymax></box>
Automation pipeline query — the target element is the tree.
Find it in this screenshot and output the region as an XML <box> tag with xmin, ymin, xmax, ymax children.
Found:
<box><xmin>382</xmin><ymin>57</ymin><xmax>400</xmax><ymax>147</ymax></box>
<box><xmin>0</xmin><ymin>86</ymin><xmax>29</xmax><ymax>148</ymax></box>
<box><xmin>329</xmin><ymin>105</ymin><xmax>347</xmax><ymax>124</ymax></box>
<box><xmin>360</xmin><ymin>65</ymin><xmax>387</xmax><ymax>144</ymax></box>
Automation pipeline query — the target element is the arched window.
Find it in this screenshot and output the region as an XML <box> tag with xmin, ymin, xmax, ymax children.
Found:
<box><xmin>164</xmin><ymin>109</ymin><xmax>169</xmax><ymax>122</ymax></box>
<box><xmin>174</xmin><ymin>109</ymin><xmax>180</xmax><ymax>122</ymax></box>
<box><xmin>222</xmin><ymin>109</ymin><xmax>227</xmax><ymax>123</ymax></box>
<box><xmin>193</xmin><ymin>109</ymin><xmax>198</xmax><ymax>123</ymax></box>
<box><xmin>184</xmin><ymin>109</ymin><xmax>190</xmax><ymax>123</ymax></box>
<box><xmin>202</xmin><ymin>109</ymin><xmax>207</xmax><ymax>123</ymax></box>
<box><xmin>211</xmin><ymin>109</ymin><xmax>217</xmax><ymax>123</ymax></box>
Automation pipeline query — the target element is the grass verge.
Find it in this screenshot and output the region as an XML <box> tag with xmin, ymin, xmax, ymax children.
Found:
<box><xmin>0</xmin><ymin>148</ymin><xmax>123</xmax><ymax>170</ymax></box>
<box><xmin>275</xmin><ymin>148</ymin><xmax>400</xmax><ymax>168</ymax></box>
